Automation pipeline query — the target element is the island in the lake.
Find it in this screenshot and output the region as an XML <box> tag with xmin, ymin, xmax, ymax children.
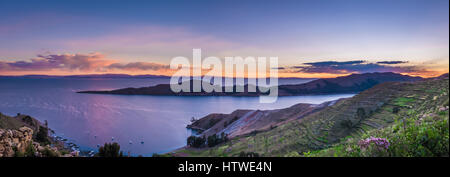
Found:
<box><xmin>77</xmin><ymin>72</ymin><xmax>422</xmax><ymax>96</ymax></box>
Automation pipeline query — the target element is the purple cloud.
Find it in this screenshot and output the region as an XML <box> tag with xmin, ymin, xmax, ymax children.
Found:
<box><xmin>107</xmin><ymin>62</ymin><xmax>169</xmax><ymax>71</ymax></box>
<box><xmin>0</xmin><ymin>53</ymin><xmax>169</xmax><ymax>72</ymax></box>
<box><xmin>281</xmin><ymin>60</ymin><xmax>427</xmax><ymax>74</ymax></box>
<box><xmin>376</xmin><ymin>61</ymin><xmax>408</xmax><ymax>64</ymax></box>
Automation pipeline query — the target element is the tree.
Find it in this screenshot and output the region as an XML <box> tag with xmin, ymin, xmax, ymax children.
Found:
<box><xmin>97</xmin><ymin>142</ymin><xmax>123</xmax><ymax>157</ymax></box>
<box><xmin>207</xmin><ymin>133</ymin><xmax>228</xmax><ymax>147</ymax></box>
<box><xmin>35</xmin><ymin>126</ymin><xmax>50</xmax><ymax>145</ymax></box>
<box><xmin>24</xmin><ymin>142</ymin><xmax>36</xmax><ymax>157</ymax></box>
<box><xmin>357</xmin><ymin>107</ymin><xmax>366</xmax><ymax>119</ymax></box>
<box><xmin>187</xmin><ymin>136</ymin><xmax>196</xmax><ymax>147</ymax></box>
<box><xmin>187</xmin><ymin>136</ymin><xmax>206</xmax><ymax>148</ymax></box>
<box><xmin>207</xmin><ymin>134</ymin><xmax>218</xmax><ymax>147</ymax></box>
<box><xmin>220</xmin><ymin>132</ymin><xmax>228</xmax><ymax>142</ymax></box>
<box><xmin>341</xmin><ymin>119</ymin><xmax>354</xmax><ymax>129</ymax></box>
<box><xmin>238</xmin><ymin>151</ymin><xmax>260</xmax><ymax>157</ymax></box>
<box><xmin>393</xmin><ymin>106</ymin><xmax>400</xmax><ymax>114</ymax></box>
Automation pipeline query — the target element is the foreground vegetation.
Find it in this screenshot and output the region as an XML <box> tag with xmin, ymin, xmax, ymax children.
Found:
<box><xmin>96</xmin><ymin>142</ymin><xmax>124</xmax><ymax>157</ymax></box>
<box><xmin>304</xmin><ymin>106</ymin><xmax>448</xmax><ymax>157</ymax></box>
<box><xmin>304</xmin><ymin>78</ymin><xmax>449</xmax><ymax>157</ymax></box>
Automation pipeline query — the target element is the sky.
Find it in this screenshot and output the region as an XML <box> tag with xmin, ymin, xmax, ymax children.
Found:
<box><xmin>0</xmin><ymin>0</ymin><xmax>448</xmax><ymax>77</ymax></box>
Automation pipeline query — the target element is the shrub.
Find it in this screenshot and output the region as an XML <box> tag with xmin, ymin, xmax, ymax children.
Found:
<box><xmin>24</xmin><ymin>142</ymin><xmax>36</xmax><ymax>157</ymax></box>
<box><xmin>22</xmin><ymin>116</ymin><xmax>35</xmax><ymax>127</ymax></box>
<box><xmin>13</xmin><ymin>147</ymin><xmax>24</xmax><ymax>157</ymax></box>
<box><xmin>357</xmin><ymin>107</ymin><xmax>366</xmax><ymax>119</ymax></box>
<box><xmin>207</xmin><ymin>133</ymin><xmax>228</xmax><ymax>147</ymax></box>
<box><xmin>41</xmin><ymin>147</ymin><xmax>59</xmax><ymax>157</ymax></box>
<box><xmin>238</xmin><ymin>151</ymin><xmax>260</xmax><ymax>157</ymax></box>
<box><xmin>358</xmin><ymin>137</ymin><xmax>390</xmax><ymax>157</ymax></box>
<box><xmin>152</xmin><ymin>153</ymin><xmax>171</xmax><ymax>157</ymax></box>
<box><xmin>250</xmin><ymin>130</ymin><xmax>261</xmax><ymax>136</ymax></box>
<box><xmin>59</xmin><ymin>149</ymin><xmax>70</xmax><ymax>155</ymax></box>
<box><xmin>221</xmin><ymin>132</ymin><xmax>228</xmax><ymax>142</ymax></box>
<box><xmin>340</xmin><ymin>119</ymin><xmax>355</xmax><ymax>129</ymax></box>
<box><xmin>207</xmin><ymin>134</ymin><xmax>218</xmax><ymax>147</ymax></box>
<box><xmin>393</xmin><ymin>107</ymin><xmax>400</xmax><ymax>114</ymax></box>
<box><xmin>35</xmin><ymin>126</ymin><xmax>50</xmax><ymax>145</ymax></box>
<box><xmin>187</xmin><ymin>136</ymin><xmax>206</xmax><ymax>148</ymax></box>
<box><xmin>97</xmin><ymin>142</ymin><xmax>123</xmax><ymax>157</ymax></box>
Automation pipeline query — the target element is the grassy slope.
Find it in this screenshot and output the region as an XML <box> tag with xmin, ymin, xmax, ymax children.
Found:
<box><xmin>305</xmin><ymin>79</ymin><xmax>449</xmax><ymax>157</ymax></box>
<box><xmin>0</xmin><ymin>113</ymin><xmax>42</xmax><ymax>132</ymax></box>
<box><xmin>170</xmin><ymin>77</ymin><xmax>449</xmax><ymax>157</ymax></box>
<box><xmin>0</xmin><ymin>114</ymin><xmax>26</xmax><ymax>129</ymax></box>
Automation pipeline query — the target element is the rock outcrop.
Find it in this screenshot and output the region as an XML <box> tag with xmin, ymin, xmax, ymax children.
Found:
<box><xmin>0</xmin><ymin>126</ymin><xmax>78</xmax><ymax>157</ymax></box>
<box><xmin>0</xmin><ymin>127</ymin><xmax>33</xmax><ymax>157</ymax></box>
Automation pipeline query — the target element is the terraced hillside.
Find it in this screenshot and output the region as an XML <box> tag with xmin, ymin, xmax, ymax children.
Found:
<box><xmin>188</xmin><ymin>100</ymin><xmax>339</xmax><ymax>138</ymax></box>
<box><xmin>170</xmin><ymin>74</ymin><xmax>449</xmax><ymax>157</ymax></box>
<box><xmin>306</xmin><ymin>78</ymin><xmax>449</xmax><ymax>157</ymax></box>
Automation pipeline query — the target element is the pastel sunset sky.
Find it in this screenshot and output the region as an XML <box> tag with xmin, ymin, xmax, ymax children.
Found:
<box><xmin>0</xmin><ymin>0</ymin><xmax>448</xmax><ymax>78</ymax></box>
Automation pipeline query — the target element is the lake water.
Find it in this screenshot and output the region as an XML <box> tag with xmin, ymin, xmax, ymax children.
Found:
<box><xmin>0</xmin><ymin>77</ymin><xmax>354</xmax><ymax>156</ymax></box>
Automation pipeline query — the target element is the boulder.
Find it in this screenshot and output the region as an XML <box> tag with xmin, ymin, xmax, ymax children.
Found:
<box><xmin>0</xmin><ymin>126</ymin><xmax>34</xmax><ymax>157</ymax></box>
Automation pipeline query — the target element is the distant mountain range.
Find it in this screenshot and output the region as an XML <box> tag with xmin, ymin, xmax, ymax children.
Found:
<box><xmin>78</xmin><ymin>72</ymin><xmax>423</xmax><ymax>96</ymax></box>
<box><xmin>0</xmin><ymin>74</ymin><xmax>170</xmax><ymax>79</ymax></box>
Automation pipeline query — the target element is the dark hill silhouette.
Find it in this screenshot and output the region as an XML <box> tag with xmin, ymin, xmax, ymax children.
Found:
<box><xmin>78</xmin><ymin>72</ymin><xmax>423</xmax><ymax>96</ymax></box>
<box><xmin>277</xmin><ymin>72</ymin><xmax>422</xmax><ymax>95</ymax></box>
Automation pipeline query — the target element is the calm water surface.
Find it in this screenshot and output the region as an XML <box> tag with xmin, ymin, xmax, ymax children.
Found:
<box><xmin>0</xmin><ymin>77</ymin><xmax>354</xmax><ymax>156</ymax></box>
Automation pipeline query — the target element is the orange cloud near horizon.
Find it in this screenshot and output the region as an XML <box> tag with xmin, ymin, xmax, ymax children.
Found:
<box><xmin>0</xmin><ymin>52</ymin><xmax>448</xmax><ymax>78</ymax></box>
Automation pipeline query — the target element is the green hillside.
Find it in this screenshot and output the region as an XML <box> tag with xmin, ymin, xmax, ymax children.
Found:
<box><xmin>170</xmin><ymin>76</ymin><xmax>449</xmax><ymax>157</ymax></box>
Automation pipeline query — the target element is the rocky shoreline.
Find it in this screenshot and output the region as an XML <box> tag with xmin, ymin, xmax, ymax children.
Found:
<box><xmin>0</xmin><ymin>113</ymin><xmax>80</xmax><ymax>157</ymax></box>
